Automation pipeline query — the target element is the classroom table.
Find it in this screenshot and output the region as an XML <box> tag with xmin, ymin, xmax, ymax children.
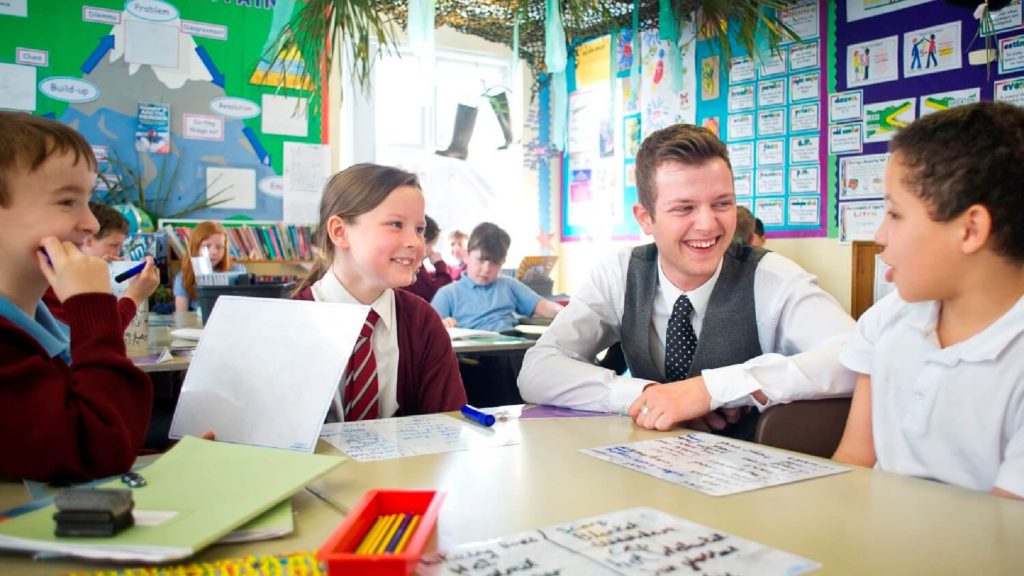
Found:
<box><xmin>0</xmin><ymin>486</ymin><xmax>344</xmax><ymax>575</ymax></box>
<box><xmin>128</xmin><ymin>312</ymin><xmax>201</xmax><ymax>373</ymax></box>
<box><xmin>305</xmin><ymin>413</ymin><xmax>1024</xmax><ymax>575</ymax></box>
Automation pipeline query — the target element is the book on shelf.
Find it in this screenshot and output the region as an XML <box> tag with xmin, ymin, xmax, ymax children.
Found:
<box><xmin>158</xmin><ymin>219</ymin><xmax>315</xmax><ymax>262</ymax></box>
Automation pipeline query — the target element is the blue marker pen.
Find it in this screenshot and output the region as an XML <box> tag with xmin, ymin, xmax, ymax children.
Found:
<box><xmin>38</xmin><ymin>247</ymin><xmax>53</xmax><ymax>267</ymax></box>
<box><xmin>460</xmin><ymin>404</ymin><xmax>495</xmax><ymax>427</ymax></box>
<box><xmin>113</xmin><ymin>261</ymin><xmax>147</xmax><ymax>283</ymax></box>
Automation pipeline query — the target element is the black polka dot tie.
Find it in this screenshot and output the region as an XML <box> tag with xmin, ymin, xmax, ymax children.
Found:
<box><xmin>665</xmin><ymin>294</ymin><xmax>697</xmax><ymax>382</ymax></box>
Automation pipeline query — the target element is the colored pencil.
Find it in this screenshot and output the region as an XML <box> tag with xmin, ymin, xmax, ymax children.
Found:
<box><xmin>384</xmin><ymin>513</ymin><xmax>413</xmax><ymax>553</ymax></box>
<box><xmin>355</xmin><ymin>515</ymin><xmax>388</xmax><ymax>554</ymax></box>
<box><xmin>374</xmin><ymin>514</ymin><xmax>403</xmax><ymax>554</ymax></box>
<box><xmin>394</xmin><ymin>515</ymin><xmax>420</xmax><ymax>553</ymax></box>
<box><xmin>360</xmin><ymin>514</ymin><xmax>396</xmax><ymax>555</ymax></box>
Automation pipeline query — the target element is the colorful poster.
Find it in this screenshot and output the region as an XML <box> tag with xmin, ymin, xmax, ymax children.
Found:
<box><xmin>758</xmin><ymin>78</ymin><xmax>786</xmax><ymax>107</ymax></box>
<box><xmin>728</xmin><ymin>142</ymin><xmax>754</xmax><ymax>170</ymax></box>
<box><xmin>734</xmin><ymin>172</ymin><xmax>753</xmax><ymax>197</ymax></box>
<box><xmin>701</xmin><ymin>56</ymin><xmax>720</xmax><ymax>100</ymax></box>
<box><xmin>135</xmin><ymin>102</ymin><xmax>170</xmax><ymax>154</ymax></box>
<box><xmin>829</xmin><ymin>90</ymin><xmax>863</xmax><ymax>123</ymax></box>
<box><xmin>846</xmin><ymin>36</ymin><xmax>899</xmax><ymax>88</ymax></box>
<box><xmin>757</xmin><ymin>108</ymin><xmax>786</xmax><ymax>136</ymax></box>
<box><xmin>756</xmin><ymin>169</ymin><xmax>785</xmax><ymax>196</ymax></box>
<box><xmin>789</xmin><ymin>71</ymin><xmax>820</xmax><ymax>101</ymax></box>
<box><xmin>839</xmin><ymin>154</ymin><xmax>889</xmax><ymax>200</ymax></box>
<box><xmin>758</xmin><ymin>51</ymin><xmax>787</xmax><ymax>77</ymax></box>
<box><xmin>995</xmin><ymin>76</ymin><xmax>1024</xmax><ymax>106</ymax></box>
<box><xmin>575</xmin><ymin>36</ymin><xmax>611</xmax><ymax>86</ymax></box>
<box><xmin>757</xmin><ymin>139</ymin><xmax>785</xmax><ymax>166</ymax></box>
<box><xmin>789</xmin><ymin>166</ymin><xmax>820</xmax><ymax>195</ymax></box>
<box><xmin>919</xmin><ymin>87</ymin><xmax>980</xmax><ymax>116</ymax></box>
<box><xmin>847</xmin><ymin>0</ymin><xmax>933</xmax><ymax>22</ymax></box>
<box><xmin>985</xmin><ymin>0</ymin><xmax>1023</xmax><ymax>36</ymax></box>
<box><xmin>829</xmin><ymin>123</ymin><xmax>863</xmax><ymax>154</ymax></box>
<box><xmin>780</xmin><ymin>0</ymin><xmax>820</xmax><ymax>41</ymax></box>
<box><xmin>788</xmin><ymin>194</ymin><xmax>820</xmax><ymax>224</ymax></box>
<box><xmin>640</xmin><ymin>26</ymin><xmax>697</xmax><ymax>136</ymax></box>
<box><xmin>728</xmin><ymin>84</ymin><xmax>756</xmax><ymax>112</ymax></box>
<box><xmin>1000</xmin><ymin>34</ymin><xmax>1024</xmax><ymax>75</ymax></box>
<box><xmin>790</xmin><ymin>135</ymin><xmax>819</xmax><ymax>164</ymax></box>
<box><xmin>755</xmin><ymin>197</ymin><xmax>785</xmax><ymax>225</ymax></box>
<box><xmin>904</xmin><ymin>22</ymin><xmax>962</xmax><ymax>78</ymax></box>
<box><xmin>789</xmin><ymin>41</ymin><xmax>819</xmax><ymax>71</ymax></box>
<box><xmin>730</xmin><ymin>56</ymin><xmax>756</xmax><ymax>83</ymax></box>
<box><xmin>839</xmin><ymin>200</ymin><xmax>886</xmax><ymax>243</ymax></box>
<box><xmin>790</xmin><ymin>103</ymin><xmax>820</xmax><ymax>132</ymax></box>
<box><xmin>864</xmin><ymin>98</ymin><xmax>916</xmax><ymax>143</ymax></box>
<box><xmin>728</xmin><ymin>113</ymin><xmax>755</xmax><ymax>140</ymax></box>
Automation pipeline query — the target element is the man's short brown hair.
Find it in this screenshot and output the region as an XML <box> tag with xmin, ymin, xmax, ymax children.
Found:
<box><xmin>0</xmin><ymin>112</ymin><xmax>97</xmax><ymax>207</ymax></box>
<box><xmin>889</xmin><ymin>101</ymin><xmax>1024</xmax><ymax>261</ymax></box>
<box><xmin>634</xmin><ymin>123</ymin><xmax>731</xmax><ymax>216</ymax></box>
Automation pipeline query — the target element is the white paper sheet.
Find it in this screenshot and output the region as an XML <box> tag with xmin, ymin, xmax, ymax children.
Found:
<box><xmin>0</xmin><ymin>0</ymin><xmax>27</xmax><ymax>17</ymax></box>
<box><xmin>417</xmin><ymin>507</ymin><xmax>819</xmax><ymax>576</ymax></box>
<box><xmin>283</xmin><ymin>141</ymin><xmax>330</xmax><ymax>224</ymax></box>
<box><xmin>319</xmin><ymin>413</ymin><xmax>521</xmax><ymax>461</ymax></box>
<box><xmin>261</xmin><ymin>94</ymin><xmax>309</xmax><ymax>137</ymax></box>
<box><xmin>169</xmin><ymin>297</ymin><xmax>368</xmax><ymax>452</ymax></box>
<box><xmin>124</xmin><ymin>19</ymin><xmax>180</xmax><ymax>69</ymax></box>
<box><xmin>0</xmin><ymin>62</ymin><xmax>36</xmax><ymax>111</ymax></box>
<box><xmin>207</xmin><ymin>166</ymin><xmax>255</xmax><ymax>210</ymax></box>
<box><xmin>581</xmin><ymin>433</ymin><xmax>849</xmax><ymax>496</ymax></box>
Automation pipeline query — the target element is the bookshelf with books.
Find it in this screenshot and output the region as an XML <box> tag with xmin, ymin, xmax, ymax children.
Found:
<box><xmin>158</xmin><ymin>219</ymin><xmax>317</xmax><ymax>264</ymax></box>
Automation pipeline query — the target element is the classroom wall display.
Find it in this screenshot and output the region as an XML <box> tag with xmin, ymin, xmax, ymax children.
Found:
<box><xmin>831</xmin><ymin>0</ymin><xmax>1024</xmax><ymax>240</ymax></box>
<box><xmin>0</xmin><ymin>0</ymin><xmax>323</xmax><ymax>223</ymax></box>
<box><xmin>697</xmin><ymin>0</ymin><xmax>827</xmax><ymax>238</ymax></box>
<box><xmin>561</xmin><ymin>25</ymin><xmax>698</xmax><ymax>242</ymax></box>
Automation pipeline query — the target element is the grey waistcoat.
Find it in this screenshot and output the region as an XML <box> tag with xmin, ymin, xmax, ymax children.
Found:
<box><xmin>620</xmin><ymin>242</ymin><xmax>767</xmax><ymax>382</ymax></box>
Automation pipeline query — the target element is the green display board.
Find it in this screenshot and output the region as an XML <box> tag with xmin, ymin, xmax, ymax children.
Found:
<box><xmin>0</xmin><ymin>0</ymin><xmax>322</xmax><ymax>222</ymax></box>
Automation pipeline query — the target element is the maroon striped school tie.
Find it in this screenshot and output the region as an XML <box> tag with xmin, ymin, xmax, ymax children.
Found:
<box><xmin>343</xmin><ymin>309</ymin><xmax>381</xmax><ymax>421</ymax></box>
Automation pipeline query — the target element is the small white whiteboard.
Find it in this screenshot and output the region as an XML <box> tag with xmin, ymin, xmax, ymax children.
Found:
<box><xmin>169</xmin><ymin>297</ymin><xmax>367</xmax><ymax>452</ymax></box>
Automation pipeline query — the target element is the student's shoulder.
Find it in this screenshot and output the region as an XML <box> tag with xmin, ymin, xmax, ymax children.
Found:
<box><xmin>858</xmin><ymin>291</ymin><xmax>926</xmax><ymax>336</ymax></box>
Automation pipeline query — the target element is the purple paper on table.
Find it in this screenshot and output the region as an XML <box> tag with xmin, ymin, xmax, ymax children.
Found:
<box><xmin>130</xmin><ymin>352</ymin><xmax>164</xmax><ymax>365</ymax></box>
<box><xmin>520</xmin><ymin>405</ymin><xmax>609</xmax><ymax>419</ymax></box>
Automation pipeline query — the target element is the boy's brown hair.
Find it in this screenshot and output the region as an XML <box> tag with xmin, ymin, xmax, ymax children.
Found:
<box><xmin>0</xmin><ymin>111</ymin><xmax>97</xmax><ymax>207</ymax></box>
<box><xmin>889</xmin><ymin>101</ymin><xmax>1024</xmax><ymax>261</ymax></box>
<box><xmin>90</xmin><ymin>202</ymin><xmax>130</xmax><ymax>239</ymax></box>
<box><xmin>634</xmin><ymin>123</ymin><xmax>731</xmax><ymax>217</ymax></box>
<box><xmin>467</xmin><ymin>222</ymin><xmax>510</xmax><ymax>263</ymax></box>
<box><xmin>735</xmin><ymin>205</ymin><xmax>756</xmax><ymax>245</ymax></box>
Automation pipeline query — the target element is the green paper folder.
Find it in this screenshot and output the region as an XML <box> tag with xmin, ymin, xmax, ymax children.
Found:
<box><xmin>0</xmin><ymin>436</ymin><xmax>345</xmax><ymax>563</ymax></box>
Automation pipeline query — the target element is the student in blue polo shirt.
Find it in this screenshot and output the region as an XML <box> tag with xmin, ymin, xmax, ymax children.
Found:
<box><xmin>431</xmin><ymin>222</ymin><xmax>561</xmax><ymax>332</ymax></box>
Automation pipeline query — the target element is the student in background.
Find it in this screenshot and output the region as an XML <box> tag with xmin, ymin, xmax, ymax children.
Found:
<box><xmin>734</xmin><ymin>206</ymin><xmax>756</xmax><ymax>246</ymax></box>
<box><xmin>44</xmin><ymin>202</ymin><xmax>159</xmax><ymax>331</ymax></box>
<box><xmin>833</xmin><ymin>102</ymin><xmax>1024</xmax><ymax>500</ymax></box>
<box><xmin>402</xmin><ymin>215</ymin><xmax>454</xmax><ymax>302</ymax></box>
<box><xmin>0</xmin><ymin>111</ymin><xmax>152</xmax><ymax>481</ymax></box>
<box><xmin>751</xmin><ymin>217</ymin><xmax>766</xmax><ymax>247</ymax></box>
<box><xmin>292</xmin><ymin>163</ymin><xmax>466</xmax><ymax>421</ymax></box>
<box><xmin>174</xmin><ymin>221</ymin><xmax>245</xmax><ymax>312</ymax></box>
<box><xmin>432</xmin><ymin>222</ymin><xmax>562</xmax><ymax>332</ymax></box>
<box><xmin>449</xmin><ymin>229</ymin><xmax>468</xmax><ymax>279</ymax></box>
<box><xmin>518</xmin><ymin>123</ymin><xmax>855</xmax><ymax>436</ymax></box>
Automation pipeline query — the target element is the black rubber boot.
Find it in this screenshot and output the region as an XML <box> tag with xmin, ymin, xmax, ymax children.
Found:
<box><xmin>436</xmin><ymin>104</ymin><xmax>478</xmax><ymax>160</ymax></box>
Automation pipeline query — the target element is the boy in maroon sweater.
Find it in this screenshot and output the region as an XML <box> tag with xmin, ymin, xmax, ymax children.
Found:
<box><xmin>0</xmin><ymin>111</ymin><xmax>153</xmax><ymax>482</ymax></box>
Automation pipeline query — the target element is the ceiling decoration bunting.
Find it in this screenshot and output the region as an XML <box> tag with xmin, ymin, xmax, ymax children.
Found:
<box><xmin>546</xmin><ymin>0</ymin><xmax>569</xmax><ymax>150</ymax></box>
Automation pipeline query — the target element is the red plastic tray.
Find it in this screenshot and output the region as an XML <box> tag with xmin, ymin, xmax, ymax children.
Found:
<box><xmin>318</xmin><ymin>490</ymin><xmax>445</xmax><ymax>576</ymax></box>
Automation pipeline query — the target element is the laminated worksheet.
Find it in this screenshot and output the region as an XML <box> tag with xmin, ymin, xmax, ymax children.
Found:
<box><xmin>169</xmin><ymin>297</ymin><xmax>368</xmax><ymax>452</ymax></box>
<box><xmin>582</xmin><ymin>433</ymin><xmax>849</xmax><ymax>496</ymax></box>
<box><xmin>320</xmin><ymin>413</ymin><xmax>521</xmax><ymax>461</ymax></box>
<box><xmin>417</xmin><ymin>507</ymin><xmax>819</xmax><ymax>575</ymax></box>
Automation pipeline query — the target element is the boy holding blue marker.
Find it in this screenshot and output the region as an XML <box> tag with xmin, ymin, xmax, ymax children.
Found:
<box><xmin>43</xmin><ymin>202</ymin><xmax>160</xmax><ymax>332</ymax></box>
<box><xmin>0</xmin><ymin>111</ymin><xmax>152</xmax><ymax>481</ymax></box>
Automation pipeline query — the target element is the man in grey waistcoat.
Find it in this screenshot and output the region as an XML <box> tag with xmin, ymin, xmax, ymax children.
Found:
<box><xmin>518</xmin><ymin>124</ymin><xmax>856</xmax><ymax>438</ymax></box>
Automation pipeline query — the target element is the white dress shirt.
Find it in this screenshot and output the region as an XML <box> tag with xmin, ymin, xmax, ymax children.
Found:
<box><xmin>518</xmin><ymin>248</ymin><xmax>857</xmax><ymax>414</ymax></box>
<box><xmin>842</xmin><ymin>292</ymin><xmax>1024</xmax><ymax>495</ymax></box>
<box><xmin>312</xmin><ymin>267</ymin><xmax>400</xmax><ymax>419</ymax></box>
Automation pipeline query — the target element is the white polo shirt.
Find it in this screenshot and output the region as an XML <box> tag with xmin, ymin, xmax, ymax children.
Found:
<box><xmin>842</xmin><ymin>292</ymin><xmax>1024</xmax><ymax>496</ymax></box>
